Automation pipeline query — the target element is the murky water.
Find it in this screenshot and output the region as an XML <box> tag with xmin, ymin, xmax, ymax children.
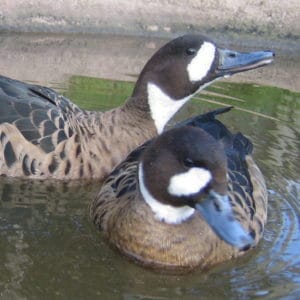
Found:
<box><xmin>0</xmin><ymin>33</ymin><xmax>299</xmax><ymax>299</ymax></box>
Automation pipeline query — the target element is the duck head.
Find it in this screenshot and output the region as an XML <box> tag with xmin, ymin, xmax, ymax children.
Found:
<box><xmin>138</xmin><ymin>126</ymin><xmax>255</xmax><ymax>250</ymax></box>
<box><xmin>132</xmin><ymin>34</ymin><xmax>274</xmax><ymax>133</ymax></box>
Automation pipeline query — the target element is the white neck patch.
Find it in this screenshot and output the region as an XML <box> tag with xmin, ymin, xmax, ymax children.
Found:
<box><xmin>187</xmin><ymin>42</ymin><xmax>216</xmax><ymax>82</ymax></box>
<box><xmin>168</xmin><ymin>167</ymin><xmax>212</xmax><ymax>197</ymax></box>
<box><xmin>138</xmin><ymin>163</ymin><xmax>195</xmax><ymax>224</ymax></box>
<box><xmin>147</xmin><ymin>82</ymin><xmax>190</xmax><ymax>134</ymax></box>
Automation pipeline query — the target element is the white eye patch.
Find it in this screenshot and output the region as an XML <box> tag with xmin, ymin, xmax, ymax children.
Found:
<box><xmin>168</xmin><ymin>167</ymin><xmax>212</xmax><ymax>197</ymax></box>
<box><xmin>187</xmin><ymin>42</ymin><xmax>216</xmax><ymax>82</ymax></box>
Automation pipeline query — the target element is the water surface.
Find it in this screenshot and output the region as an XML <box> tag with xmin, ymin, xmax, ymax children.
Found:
<box><xmin>0</xmin><ymin>33</ymin><xmax>299</xmax><ymax>299</ymax></box>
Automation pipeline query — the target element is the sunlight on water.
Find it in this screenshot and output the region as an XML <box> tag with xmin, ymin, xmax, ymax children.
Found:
<box><xmin>0</xmin><ymin>75</ymin><xmax>299</xmax><ymax>299</ymax></box>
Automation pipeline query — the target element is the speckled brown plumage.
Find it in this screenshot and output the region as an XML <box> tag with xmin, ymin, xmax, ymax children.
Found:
<box><xmin>91</xmin><ymin>108</ymin><xmax>268</xmax><ymax>271</ymax></box>
<box><xmin>0</xmin><ymin>76</ymin><xmax>156</xmax><ymax>179</ymax></box>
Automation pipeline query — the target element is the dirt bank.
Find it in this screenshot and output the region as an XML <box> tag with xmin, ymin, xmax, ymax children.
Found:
<box><xmin>0</xmin><ymin>0</ymin><xmax>299</xmax><ymax>40</ymax></box>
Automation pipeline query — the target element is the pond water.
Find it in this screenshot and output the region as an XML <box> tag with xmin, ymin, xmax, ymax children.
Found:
<box><xmin>0</xmin><ymin>33</ymin><xmax>299</xmax><ymax>299</ymax></box>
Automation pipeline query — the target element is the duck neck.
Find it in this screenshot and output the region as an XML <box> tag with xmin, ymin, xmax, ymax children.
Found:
<box><xmin>131</xmin><ymin>81</ymin><xmax>191</xmax><ymax>134</ymax></box>
<box><xmin>138</xmin><ymin>163</ymin><xmax>195</xmax><ymax>224</ymax></box>
<box><xmin>71</xmin><ymin>107</ymin><xmax>157</xmax><ymax>179</ymax></box>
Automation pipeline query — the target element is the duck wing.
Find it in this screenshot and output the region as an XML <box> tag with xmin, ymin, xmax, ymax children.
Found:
<box><xmin>0</xmin><ymin>75</ymin><xmax>81</xmax><ymax>153</ymax></box>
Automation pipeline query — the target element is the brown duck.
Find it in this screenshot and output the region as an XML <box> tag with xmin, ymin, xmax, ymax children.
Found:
<box><xmin>91</xmin><ymin>107</ymin><xmax>268</xmax><ymax>272</ymax></box>
<box><xmin>0</xmin><ymin>35</ymin><xmax>274</xmax><ymax>179</ymax></box>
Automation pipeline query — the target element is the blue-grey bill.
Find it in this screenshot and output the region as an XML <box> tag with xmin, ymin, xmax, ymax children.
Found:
<box><xmin>217</xmin><ymin>48</ymin><xmax>274</xmax><ymax>75</ymax></box>
<box><xmin>196</xmin><ymin>191</ymin><xmax>255</xmax><ymax>250</ymax></box>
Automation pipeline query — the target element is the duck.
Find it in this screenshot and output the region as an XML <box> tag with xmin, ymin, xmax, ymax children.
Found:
<box><xmin>0</xmin><ymin>35</ymin><xmax>274</xmax><ymax>179</ymax></box>
<box><xmin>91</xmin><ymin>107</ymin><xmax>268</xmax><ymax>272</ymax></box>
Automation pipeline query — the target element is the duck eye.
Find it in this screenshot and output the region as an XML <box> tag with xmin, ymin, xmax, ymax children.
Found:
<box><xmin>186</xmin><ymin>48</ymin><xmax>196</xmax><ymax>56</ymax></box>
<box><xmin>228</xmin><ymin>52</ymin><xmax>237</xmax><ymax>58</ymax></box>
<box><xmin>184</xmin><ymin>158</ymin><xmax>209</xmax><ymax>169</ymax></box>
<box><xmin>183</xmin><ymin>158</ymin><xmax>194</xmax><ymax>168</ymax></box>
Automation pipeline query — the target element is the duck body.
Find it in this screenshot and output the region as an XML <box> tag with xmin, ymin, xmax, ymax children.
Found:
<box><xmin>0</xmin><ymin>35</ymin><xmax>274</xmax><ymax>180</ymax></box>
<box><xmin>91</xmin><ymin>107</ymin><xmax>268</xmax><ymax>271</ymax></box>
<box><xmin>0</xmin><ymin>76</ymin><xmax>156</xmax><ymax>179</ymax></box>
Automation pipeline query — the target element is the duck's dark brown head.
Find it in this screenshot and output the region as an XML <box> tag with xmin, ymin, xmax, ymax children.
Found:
<box><xmin>131</xmin><ymin>34</ymin><xmax>274</xmax><ymax>133</ymax></box>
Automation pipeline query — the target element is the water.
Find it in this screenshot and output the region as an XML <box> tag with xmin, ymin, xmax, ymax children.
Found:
<box><xmin>0</xmin><ymin>33</ymin><xmax>299</xmax><ymax>299</ymax></box>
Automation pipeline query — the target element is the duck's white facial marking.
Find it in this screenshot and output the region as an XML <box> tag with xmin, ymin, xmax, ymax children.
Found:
<box><xmin>187</xmin><ymin>42</ymin><xmax>216</xmax><ymax>82</ymax></box>
<box><xmin>147</xmin><ymin>43</ymin><xmax>216</xmax><ymax>134</ymax></box>
<box><xmin>168</xmin><ymin>167</ymin><xmax>212</xmax><ymax>197</ymax></box>
<box><xmin>138</xmin><ymin>163</ymin><xmax>195</xmax><ymax>224</ymax></box>
<box><xmin>147</xmin><ymin>83</ymin><xmax>190</xmax><ymax>134</ymax></box>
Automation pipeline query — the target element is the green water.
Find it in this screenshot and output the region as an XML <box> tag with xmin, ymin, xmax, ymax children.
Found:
<box><xmin>0</xmin><ymin>76</ymin><xmax>299</xmax><ymax>299</ymax></box>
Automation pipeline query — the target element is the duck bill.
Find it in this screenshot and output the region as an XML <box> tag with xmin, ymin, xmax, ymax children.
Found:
<box><xmin>216</xmin><ymin>48</ymin><xmax>274</xmax><ymax>77</ymax></box>
<box><xmin>195</xmin><ymin>191</ymin><xmax>255</xmax><ymax>250</ymax></box>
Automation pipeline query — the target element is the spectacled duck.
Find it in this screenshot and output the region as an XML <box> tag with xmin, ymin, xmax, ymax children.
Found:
<box><xmin>91</xmin><ymin>107</ymin><xmax>268</xmax><ymax>271</ymax></box>
<box><xmin>0</xmin><ymin>35</ymin><xmax>273</xmax><ymax>179</ymax></box>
